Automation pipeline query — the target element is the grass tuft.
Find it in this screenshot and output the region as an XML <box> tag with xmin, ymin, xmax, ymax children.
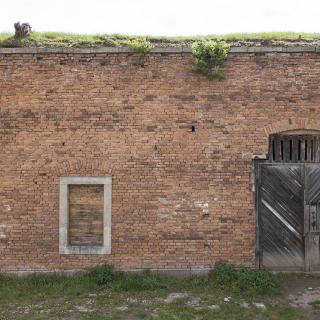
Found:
<box><xmin>309</xmin><ymin>299</ymin><xmax>320</xmax><ymax>309</ymax></box>
<box><xmin>209</xmin><ymin>262</ymin><xmax>279</xmax><ymax>296</ymax></box>
<box><xmin>88</xmin><ymin>266</ymin><xmax>169</xmax><ymax>291</ymax></box>
<box><xmin>88</xmin><ymin>264</ymin><xmax>115</xmax><ymax>286</ymax></box>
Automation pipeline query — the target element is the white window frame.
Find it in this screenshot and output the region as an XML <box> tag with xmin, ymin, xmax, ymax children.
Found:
<box><xmin>59</xmin><ymin>176</ymin><xmax>112</xmax><ymax>255</ymax></box>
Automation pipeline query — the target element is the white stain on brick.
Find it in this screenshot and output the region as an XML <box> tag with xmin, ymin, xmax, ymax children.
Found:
<box><xmin>194</xmin><ymin>201</ymin><xmax>209</xmax><ymax>214</ymax></box>
<box><xmin>158</xmin><ymin>198</ymin><xmax>187</xmax><ymax>218</ymax></box>
<box><xmin>3</xmin><ymin>204</ymin><xmax>11</xmax><ymax>211</ymax></box>
<box><xmin>159</xmin><ymin>197</ymin><xmax>170</xmax><ymax>205</ymax></box>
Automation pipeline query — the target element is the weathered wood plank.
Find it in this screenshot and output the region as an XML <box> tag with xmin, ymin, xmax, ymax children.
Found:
<box><xmin>68</xmin><ymin>184</ymin><xmax>104</xmax><ymax>246</ymax></box>
<box><xmin>284</xmin><ymin>136</ymin><xmax>291</xmax><ymax>162</ymax></box>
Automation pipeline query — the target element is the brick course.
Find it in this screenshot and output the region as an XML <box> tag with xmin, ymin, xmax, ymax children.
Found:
<box><xmin>1</xmin><ymin>48</ymin><xmax>320</xmax><ymax>272</ymax></box>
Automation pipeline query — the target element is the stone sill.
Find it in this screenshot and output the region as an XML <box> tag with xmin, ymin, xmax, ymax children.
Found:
<box><xmin>0</xmin><ymin>46</ymin><xmax>320</xmax><ymax>54</ymax></box>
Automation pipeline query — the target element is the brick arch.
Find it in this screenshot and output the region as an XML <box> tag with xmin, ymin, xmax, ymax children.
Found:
<box><xmin>263</xmin><ymin>118</ymin><xmax>320</xmax><ymax>136</ymax></box>
<box><xmin>47</xmin><ymin>157</ymin><xmax>114</xmax><ymax>176</ymax></box>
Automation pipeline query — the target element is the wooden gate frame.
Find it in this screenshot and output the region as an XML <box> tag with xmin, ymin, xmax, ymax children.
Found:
<box><xmin>254</xmin><ymin>158</ymin><xmax>264</xmax><ymax>269</ymax></box>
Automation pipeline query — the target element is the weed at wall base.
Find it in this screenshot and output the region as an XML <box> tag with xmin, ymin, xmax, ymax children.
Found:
<box><xmin>209</xmin><ymin>262</ymin><xmax>279</xmax><ymax>296</ymax></box>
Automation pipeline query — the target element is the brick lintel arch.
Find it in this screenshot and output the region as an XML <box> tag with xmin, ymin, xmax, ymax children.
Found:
<box><xmin>263</xmin><ymin>118</ymin><xmax>320</xmax><ymax>136</ymax></box>
<box><xmin>46</xmin><ymin>157</ymin><xmax>115</xmax><ymax>177</ymax></box>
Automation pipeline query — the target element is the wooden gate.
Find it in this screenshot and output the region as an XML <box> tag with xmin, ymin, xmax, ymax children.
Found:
<box><xmin>257</xmin><ymin>163</ymin><xmax>320</xmax><ymax>271</ymax></box>
<box><xmin>257</xmin><ymin>133</ymin><xmax>320</xmax><ymax>271</ymax></box>
<box><xmin>257</xmin><ymin>164</ymin><xmax>305</xmax><ymax>270</ymax></box>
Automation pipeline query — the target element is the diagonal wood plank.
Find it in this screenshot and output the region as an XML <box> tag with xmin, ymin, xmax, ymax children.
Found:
<box><xmin>259</xmin><ymin>164</ymin><xmax>304</xmax><ymax>270</ymax></box>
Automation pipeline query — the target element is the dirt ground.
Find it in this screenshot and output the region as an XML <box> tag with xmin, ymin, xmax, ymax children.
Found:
<box><xmin>284</xmin><ymin>274</ymin><xmax>320</xmax><ymax>309</ymax></box>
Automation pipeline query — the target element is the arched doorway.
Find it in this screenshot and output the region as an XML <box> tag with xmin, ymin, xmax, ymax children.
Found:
<box><xmin>256</xmin><ymin>131</ymin><xmax>320</xmax><ymax>271</ymax></box>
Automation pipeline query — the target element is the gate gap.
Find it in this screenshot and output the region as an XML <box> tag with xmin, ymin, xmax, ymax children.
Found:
<box><xmin>305</xmin><ymin>140</ymin><xmax>308</xmax><ymax>161</ymax></box>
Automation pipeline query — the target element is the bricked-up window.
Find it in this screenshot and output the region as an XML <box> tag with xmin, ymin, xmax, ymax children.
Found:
<box><xmin>69</xmin><ymin>185</ymin><xmax>104</xmax><ymax>246</ymax></box>
<box><xmin>59</xmin><ymin>177</ymin><xmax>112</xmax><ymax>255</ymax></box>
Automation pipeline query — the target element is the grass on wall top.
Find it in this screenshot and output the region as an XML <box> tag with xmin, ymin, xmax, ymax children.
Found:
<box><xmin>0</xmin><ymin>31</ymin><xmax>320</xmax><ymax>48</ymax></box>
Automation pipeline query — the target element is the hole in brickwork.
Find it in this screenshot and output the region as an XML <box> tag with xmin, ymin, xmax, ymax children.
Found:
<box><xmin>191</xmin><ymin>125</ymin><xmax>196</xmax><ymax>132</ymax></box>
<box><xmin>68</xmin><ymin>184</ymin><xmax>104</xmax><ymax>246</ymax></box>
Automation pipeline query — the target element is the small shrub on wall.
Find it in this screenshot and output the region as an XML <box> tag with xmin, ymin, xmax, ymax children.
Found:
<box><xmin>127</xmin><ymin>37</ymin><xmax>152</xmax><ymax>66</ymax></box>
<box><xmin>192</xmin><ymin>40</ymin><xmax>230</xmax><ymax>80</ymax></box>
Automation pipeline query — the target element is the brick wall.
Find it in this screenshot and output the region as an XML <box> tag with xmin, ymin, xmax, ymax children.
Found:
<box><xmin>1</xmin><ymin>48</ymin><xmax>320</xmax><ymax>272</ymax></box>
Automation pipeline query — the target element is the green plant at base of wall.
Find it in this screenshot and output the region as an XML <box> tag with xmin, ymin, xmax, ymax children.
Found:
<box><xmin>127</xmin><ymin>37</ymin><xmax>152</xmax><ymax>66</ymax></box>
<box><xmin>192</xmin><ymin>40</ymin><xmax>230</xmax><ymax>80</ymax></box>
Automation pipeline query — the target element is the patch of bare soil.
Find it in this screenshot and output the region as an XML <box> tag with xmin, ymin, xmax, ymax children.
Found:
<box><xmin>284</xmin><ymin>274</ymin><xmax>320</xmax><ymax>309</ymax></box>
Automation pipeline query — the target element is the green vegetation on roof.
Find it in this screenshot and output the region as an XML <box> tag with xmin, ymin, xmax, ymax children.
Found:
<box><xmin>1</xmin><ymin>32</ymin><xmax>320</xmax><ymax>48</ymax></box>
